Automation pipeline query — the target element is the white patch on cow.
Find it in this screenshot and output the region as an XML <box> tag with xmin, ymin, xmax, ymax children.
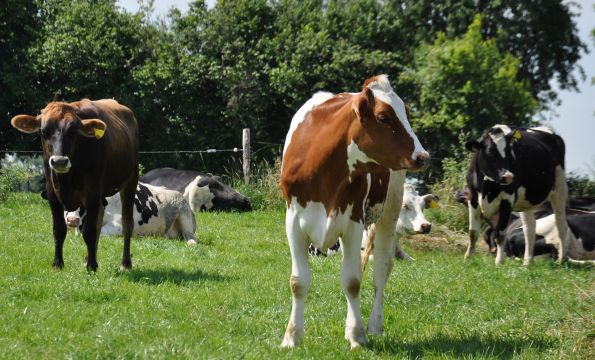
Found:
<box><xmin>366</xmin><ymin>75</ymin><xmax>427</xmax><ymax>160</ymax></box>
<box><xmin>478</xmin><ymin>191</ymin><xmax>515</xmax><ymax>218</ymax></box>
<box><xmin>528</xmin><ymin>126</ymin><xmax>554</xmax><ymax>134</ymax></box>
<box><xmin>346</xmin><ymin>140</ymin><xmax>379</xmax><ymax>176</ymax></box>
<box><xmin>514</xmin><ymin>186</ymin><xmax>543</xmax><ymax>212</ymax></box>
<box><xmin>288</xmin><ymin>197</ymin><xmax>360</xmax><ymax>251</ymax></box>
<box><xmin>488</xmin><ymin>125</ymin><xmax>511</xmax><ymax>158</ymax></box>
<box><xmin>283</xmin><ymin>91</ymin><xmax>335</xmax><ymax>155</ymax></box>
<box><xmin>184</xmin><ymin>176</ymin><xmax>216</xmax><ymax>212</ymax></box>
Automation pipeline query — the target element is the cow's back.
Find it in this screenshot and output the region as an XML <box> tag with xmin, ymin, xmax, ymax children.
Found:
<box><xmin>141</xmin><ymin>168</ymin><xmax>204</xmax><ymax>193</ymax></box>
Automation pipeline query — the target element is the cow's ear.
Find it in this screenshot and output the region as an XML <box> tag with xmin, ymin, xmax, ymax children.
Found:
<box><xmin>11</xmin><ymin>115</ymin><xmax>40</xmax><ymax>134</ymax></box>
<box><xmin>353</xmin><ymin>87</ymin><xmax>375</xmax><ymax>123</ymax></box>
<box><xmin>79</xmin><ymin>119</ymin><xmax>107</xmax><ymax>139</ymax></box>
<box><xmin>465</xmin><ymin>140</ymin><xmax>481</xmax><ymax>152</ymax></box>
<box><xmin>423</xmin><ymin>194</ymin><xmax>440</xmax><ymax>209</ymax></box>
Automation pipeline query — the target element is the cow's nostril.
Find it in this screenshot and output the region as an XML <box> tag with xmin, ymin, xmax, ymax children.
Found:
<box><xmin>421</xmin><ymin>223</ymin><xmax>431</xmax><ymax>233</ymax></box>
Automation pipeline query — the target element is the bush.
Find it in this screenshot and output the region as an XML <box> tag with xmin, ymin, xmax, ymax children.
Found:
<box><xmin>0</xmin><ymin>154</ymin><xmax>44</xmax><ymax>203</ymax></box>
<box><xmin>231</xmin><ymin>158</ymin><xmax>285</xmax><ymax>211</ymax></box>
<box><xmin>567</xmin><ymin>171</ymin><xmax>595</xmax><ymax>197</ymax></box>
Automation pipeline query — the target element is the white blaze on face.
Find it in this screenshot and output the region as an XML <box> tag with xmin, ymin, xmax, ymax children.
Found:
<box><xmin>396</xmin><ymin>184</ymin><xmax>430</xmax><ymax>233</ymax></box>
<box><xmin>283</xmin><ymin>91</ymin><xmax>335</xmax><ymax>155</ymax></box>
<box><xmin>366</xmin><ymin>75</ymin><xmax>427</xmax><ymax>160</ymax></box>
<box><xmin>488</xmin><ymin>124</ymin><xmax>512</xmax><ymax>158</ymax></box>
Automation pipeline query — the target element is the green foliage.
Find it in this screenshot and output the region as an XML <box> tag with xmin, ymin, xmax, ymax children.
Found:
<box><xmin>0</xmin><ymin>193</ymin><xmax>593</xmax><ymax>358</ymax></box>
<box><xmin>0</xmin><ymin>154</ymin><xmax>44</xmax><ymax>203</ymax></box>
<box><xmin>405</xmin><ymin>15</ymin><xmax>538</xmax><ymax>178</ymax></box>
<box><xmin>567</xmin><ymin>171</ymin><xmax>595</xmax><ymax>197</ymax></box>
<box><xmin>231</xmin><ymin>158</ymin><xmax>285</xmax><ymax>211</ymax></box>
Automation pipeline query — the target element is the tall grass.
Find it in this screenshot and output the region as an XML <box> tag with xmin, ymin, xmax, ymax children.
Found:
<box><xmin>0</xmin><ymin>193</ymin><xmax>593</xmax><ymax>358</ymax></box>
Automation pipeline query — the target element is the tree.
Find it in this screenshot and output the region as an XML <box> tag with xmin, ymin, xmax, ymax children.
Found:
<box><xmin>405</xmin><ymin>15</ymin><xmax>538</xmax><ymax>178</ymax></box>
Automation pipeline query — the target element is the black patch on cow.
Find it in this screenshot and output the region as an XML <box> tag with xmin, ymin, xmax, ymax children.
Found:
<box><xmin>568</xmin><ymin>214</ymin><xmax>595</xmax><ymax>252</ymax></box>
<box><xmin>134</xmin><ymin>183</ymin><xmax>158</xmax><ymax>225</ymax></box>
<box><xmin>504</xmin><ymin>229</ymin><xmax>557</xmax><ymax>258</ymax></box>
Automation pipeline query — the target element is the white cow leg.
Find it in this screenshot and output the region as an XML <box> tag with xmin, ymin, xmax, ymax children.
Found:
<box><xmin>520</xmin><ymin>211</ymin><xmax>536</xmax><ymax>265</ymax></box>
<box><xmin>367</xmin><ymin>221</ymin><xmax>397</xmax><ymax>336</ymax></box>
<box><xmin>340</xmin><ymin>224</ymin><xmax>367</xmax><ymax>349</ymax></box>
<box><xmin>550</xmin><ymin>167</ymin><xmax>569</xmax><ymax>263</ymax></box>
<box><xmin>281</xmin><ymin>212</ymin><xmax>310</xmax><ymax>348</ymax></box>
<box><xmin>464</xmin><ymin>204</ymin><xmax>481</xmax><ymax>260</ymax></box>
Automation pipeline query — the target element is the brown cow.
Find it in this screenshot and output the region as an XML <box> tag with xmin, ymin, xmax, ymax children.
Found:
<box><xmin>280</xmin><ymin>75</ymin><xmax>429</xmax><ymax>349</ymax></box>
<box><xmin>11</xmin><ymin>99</ymin><xmax>139</xmax><ymax>271</ymax></box>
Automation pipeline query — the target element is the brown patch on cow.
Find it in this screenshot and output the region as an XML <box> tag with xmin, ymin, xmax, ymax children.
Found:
<box><xmin>281</xmin><ymin>76</ymin><xmax>418</xmax><ymax>224</ymax></box>
<box><xmin>346</xmin><ymin>278</ymin><xmax>361</xmax><ymax>299</ymax></box>
<box><xmin>290</xmin><ymin>275</ymin><xmax>305</xmax><ymax>298</ymax></box>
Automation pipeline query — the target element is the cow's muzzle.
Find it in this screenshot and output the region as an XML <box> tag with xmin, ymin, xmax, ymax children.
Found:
<box><xmin>499</xmin><ymin>170</ymin><xmax>514</xmax><ymax>185</ymax></box>
<box><xmin>49</xmin><ymin>156</ymin><xmax>71</xmax><ymax>173</ymax></box>
<box><xmin>411</xmin><ymin>151</ymin><xmax>430</xmax><ymax>170</ymax></box>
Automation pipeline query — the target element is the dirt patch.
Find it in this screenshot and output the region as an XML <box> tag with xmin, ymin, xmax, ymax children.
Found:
<box><xmin>399</xmin><ymin>225</ymin><xmax>490</xmax><ymax>254</ymax></box>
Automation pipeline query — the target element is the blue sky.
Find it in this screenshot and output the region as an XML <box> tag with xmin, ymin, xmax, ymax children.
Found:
<box><xmin>118</xmin><ymin>0</ymin><xmax>595</xmax><ymax>177</ymax></box>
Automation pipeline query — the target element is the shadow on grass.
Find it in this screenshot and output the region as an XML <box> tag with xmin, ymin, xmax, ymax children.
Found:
<box><xmin>121</xmin><ymin>267</ymin><xmax>229</xmax><ymax>285</ymax></box>
<box><xmin>369</xmin><ymin>333</ymin><xmax>554</xmax><ymax>358</ymax></box>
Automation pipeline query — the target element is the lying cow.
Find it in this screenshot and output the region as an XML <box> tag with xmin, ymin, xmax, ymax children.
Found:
<box><xmin>309</xmin><ymin>183</ymin><xmax>439</xmax><ymax>263</ymax></box>
<box><xmin>463</xmin><ymin>125</ymin><xmax>568</xmax><ymax>265</ymax></box>
<box><xmin>11</xmin><ymin>99</ymin><xmax>139</xmax><ymax>271</ymax></box>
<box><xmin>280</xmin><ymin>75</ymin><xmax>429</xmax><ymax>348</ymax></box>
<box><xmin>140</xmin><ymin>167</ymin><xmax>251</xmax><ymax>212</ymax></box>
<box><xmin>65</xmin><ymin>183</ymin><xmax>197</xmax><ymax>245</ymax></box>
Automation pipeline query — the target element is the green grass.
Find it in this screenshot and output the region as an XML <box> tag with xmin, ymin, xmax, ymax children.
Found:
<box><xmin>0</xmin><ymin>193</ymin><xmax>593</xmax><ymax>359</ymax></box>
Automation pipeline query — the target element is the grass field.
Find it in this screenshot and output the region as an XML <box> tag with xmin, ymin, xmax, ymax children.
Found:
<box><xmin>0</xmin><ymin>193</ymin><xmax>593</xmax><ymax>359</ymax></box>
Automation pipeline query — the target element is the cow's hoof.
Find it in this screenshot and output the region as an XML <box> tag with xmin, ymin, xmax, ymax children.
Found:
<box><xmin>86</xmin><ymin>263</ymin><xmax>98</xmax><ymax>272</ymax></box>
<box><xmin>367</xmin><ymin>324</ymin><xmax>383</xmax><ymax>336</ymax></box>
<box><xmin>281</xmin><ymin>325</ymin><xmax>303</xmax><ymax>348</ymax></box>
<box><xmin>345</xmin><ymin>324</ymin><xmax>367</xmax><ymax>349</ymax></box>
<box><xmin>52</xmin><ymin>259</ymin><xmax>64</xmax><ymax>269</ymax></box>
<box><xmin>120</xmin><ymin>259</ymin><xmax>132</xmax><ymax>271</ymax></box>
<box><xmin>186</xmin><ymin>239</ymin><xmax>197</xmax><ymax>245</ymax></box>
<box><xmin>522</xmin><ymin>258</ymin><xmax>534</xmax><ymax>266</ymax></box>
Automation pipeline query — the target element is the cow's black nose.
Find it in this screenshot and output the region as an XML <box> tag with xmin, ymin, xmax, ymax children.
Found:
<box><xmin>50</xmin><ymin>157</ymin><xmax>68</xmax><ymax>167</ymax></box>
<box><xmin>421</xmin><ymin>223</ymin><xmax>431</xmax><ymax>233</ymax></box>
<box><xmin>414</xmin><ymin>152</ymin><xmax>430</xmax><ymax>169</ymax></box>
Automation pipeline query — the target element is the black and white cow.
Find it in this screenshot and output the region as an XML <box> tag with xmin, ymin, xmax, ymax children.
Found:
<box><xmin>140</xmin><ymin>168</ymin><xmax>252</xmax><ymax>212</ymax></box>
<box><xmin>490</xmin><ymin>198</ymin><xmax>595</xmax><ymax>261</ymax></box>
<box><xmin>463</xmin><ymin>125</ymin><xmax>568</xmax><ymax>265</ymax></box>
<box><xmin>65</xmin><ymin>183</ymin><xmax>197</xmax><ymax>244</ymax></box>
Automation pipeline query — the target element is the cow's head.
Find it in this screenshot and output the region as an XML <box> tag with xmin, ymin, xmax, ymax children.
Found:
<box><xmin>350</xmin><ymin>75</ymin><xmax>429</xmax><ymax>172</ymax></box>
<box><xmin>11</xmin><ymin>102</ymin><xmax>107</xmax><ymax>174</ymax></box>
<box><xmin>465</xmin><ymin>125</ymin><xmax>516</xmax><ymax>186</ymax></box>
<box><xmin>398</xmin><ymin>184</ymin><xmax>439</xmax><ymax>233</ymax></box>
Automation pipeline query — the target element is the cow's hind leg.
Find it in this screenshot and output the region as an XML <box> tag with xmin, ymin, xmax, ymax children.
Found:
<box><xmin>340</xmin><ymin>223</ymin><xmax>367</xmax><ymax>349</ymax></box>
<box><xmin>550</xmin><ymin>166</ymin><xmax>569</xmax><ymax>263</ymax></box>
<box><xmin>119</xmin><ymin>180</ymin><xmax>136</xmax><ymax>270</ymax></box>
<box><xmin>519</xmin><ymin>211</ymin><xmax>536</xmax><ymax>265</ymax></box>
<box><xmin>281</xmin><ymin>211</ymin><xmax>310</xmax><ymax>348</ymax></box>
<box><xmin>465</xmin><ymin>204</ymin><xmax>482</xmax><ymax>260</ymax></box>
<box><xmin>178</xmin><ymin>207</ymin><xmax>197</xmax><ymax>245</ymax></box>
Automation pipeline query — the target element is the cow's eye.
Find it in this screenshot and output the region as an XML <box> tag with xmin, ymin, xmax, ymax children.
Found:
<box><xmin>377</xmin><ymin>115</ymin><xmax>390</xmax><ymax>124</ymax></box>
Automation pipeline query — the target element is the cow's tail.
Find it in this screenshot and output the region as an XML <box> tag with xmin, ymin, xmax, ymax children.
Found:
<box><xmin>360</xmin><ymin>224</ymin><xmax>376</xmax><ymax>273</ymax></box>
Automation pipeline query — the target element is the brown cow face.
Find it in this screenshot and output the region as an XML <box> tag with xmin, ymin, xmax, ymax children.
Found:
<box><xmin>351</xmin><ymin>77</ymin><xmax>429</xmax><ymax>172</ymax></box>
<box><xmin>11</xmin><ymin>102</ymin><xmax>106</xmax><ymax>174</ymax></box>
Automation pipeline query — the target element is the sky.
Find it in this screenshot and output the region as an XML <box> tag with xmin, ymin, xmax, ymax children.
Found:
<box><xmin>118</xmin><ymin>0</ymin><xmax>595</xmax><ymax>178</ymax></box>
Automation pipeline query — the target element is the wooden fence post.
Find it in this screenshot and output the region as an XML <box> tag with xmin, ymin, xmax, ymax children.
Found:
<box><xmin>242</xmin><ymin>128</ymin><xmax>251</xmax><ymax>184</ymax></box>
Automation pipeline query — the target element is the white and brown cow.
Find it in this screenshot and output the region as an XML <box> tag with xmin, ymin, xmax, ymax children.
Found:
<box><xmin>463</xmin><ymin>125</ymin><xmax>568</xmax><ymax>265</ymax></box>
<box><xmin>65</xmin><ymin>183</ymin><xmax>197</xmax><ymax>245</ymax></box>
<box><xmin>11</xmin><ymin>99</ymin><xmax>139</xmax><ymax>271</ymax></box>
<box><xmin>280</xmin><ymin>75</ymin><xmax>429</xmax><ymax>349</ymax></box>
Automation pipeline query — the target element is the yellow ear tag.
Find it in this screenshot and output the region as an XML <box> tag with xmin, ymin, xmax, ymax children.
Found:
<box><xmin>513</xmin><ymin>130</ymin><xmax>522</xmax><ymax>140</ymax></box>
<box><xmin>430</xmin><ymin>199</ymin><xmax>438</xmax><ymax>209</ymax></box>
<box><xmin>94</xmin><ymin>128</ymin><xmax>105</xmax><ymax>139</ymax></box>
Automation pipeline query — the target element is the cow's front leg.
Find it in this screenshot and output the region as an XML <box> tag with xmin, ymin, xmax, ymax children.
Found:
<box><xmin>281</xmin><ymin>211</ymin><xmax>310</xmax><ymax>348</ymax></box>
<box><xmin>47</xmin><ymin>188</ymin><xmax>66</xmax><ymax>269</ymax></box>
<box><xmin>519</xmin><ymin>211</ymin><xmax>536</xmax><ymax>265</ymax></box>
<box><xmin>367</xmin><ymin>219</ymin><xmax>397</xmax><ymax>336</ymax></box>
<box><xmin>494</xmin><ymin>200</ymin><xmax>512</xmax><ymax>265</ymax></box>
<box><xmin>82</xmin><ymin>198</ymin><xmax>103</xmax><ymax>272</ymax></box>
<box><xmin>340</xmin><ymin>223</ymin><xmax>366</xmax><ymax>349</ymax></box>
<box><xmin>464</xmin><ymin>203</ymin><xmax>481</xmax><ymax>260</ymax></box>
<box><xmin>550</xmin><ymin>167</ymin><xmax>569</xmax><ymax>263</ymax></box>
